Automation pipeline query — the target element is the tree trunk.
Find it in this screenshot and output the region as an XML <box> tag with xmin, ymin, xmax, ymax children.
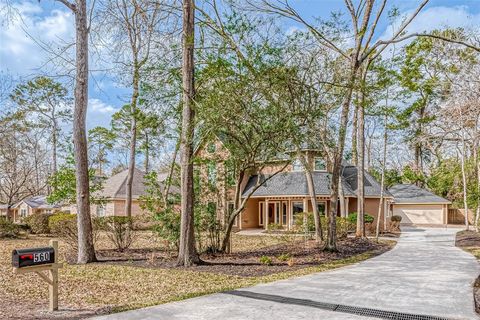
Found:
<box><xmin>356</xmin><ymin>74</ymin><xmax>366</xmax><ymax>238</ymax></box>
<box><xmin>327</xmin><ymin>64</ymin><xmax>358</xmax><ymax>252</ymax></box>
<box><xmin>376</xmin><ymin>114</ymin><xmax>388</xmax><ymax>240</ymax></box>
<box><xmin>125</xmin><ymin>65</ymin><xmax>140</xmax><ymax>221</ymax></box>
<box><xmin>305</xmin><ymin>168</ymin><xmax>322</xmax><ymax>242</ymax></box>
<box><xmin>52</xmin><ymin>119</ymin><xmax>58</xmax><ymax>176</ymax></box>
<box><xmin>221</xmin><ymin>170</ymin><xmax>244</xmax><ymax>253</ymax></box>
<box><xmin>163</xmin><ymin>137</ymin><xmax>180</xmax><ymax>203</ymax></box>
<box><xmin>339</xmin><ymin>176</ymin><xmax>346</xmax><ymax>217</ymax></box>
<box><xmin>351</xmin><ymin>103</ymin><xmax>358</xmax><ymax>166</ymax></box>
<box><xmin>177</xmin><ymin>0</ymin><xmax>200</xmax><ymax>267</ymax></box>
<box><xmin>144</xmin><ymin>133</ymin><xmax>149</xmax><ymax>173</ymax></box>
<box><xmin>460</xmin><ymin>131</ymin><xmax>469</xmax><ymax>231</ymax></box>
<box><xmin>73</xmin><ymin>0</ymin><xmax>96</xmax><ymax>264</ymax></box>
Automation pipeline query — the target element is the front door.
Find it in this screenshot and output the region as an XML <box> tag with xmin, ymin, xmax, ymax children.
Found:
<box><xmin>268</xmin><ymin>203</ymin><xmax>275</xmax><ymax>225</ymax></box>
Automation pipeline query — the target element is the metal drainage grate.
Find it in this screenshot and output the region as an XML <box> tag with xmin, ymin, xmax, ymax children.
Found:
<box><xmin>224</xmin><ymin>291</ymin><xmax>453</xmax><ymax>320</ymax></box>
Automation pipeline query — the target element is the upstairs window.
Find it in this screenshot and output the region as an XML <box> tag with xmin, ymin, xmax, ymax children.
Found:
<box><xmin>292</xmin><ymin>158</ymin><xmax>303</xmax><ymax>171</ymax></box>
<box><xmin>207</xmin><ymin>143</ymin><xmax>216</xmax><ymax>153</ymax></box>
<box><xmin>207</xmin><ymin>162</ymin><xmax>217</xmax><ymax>186</ymax></box>
<box><xmin>314</xmin><ymin>157</ymin><xmax>326</xmax><ymax>171</ymax></box>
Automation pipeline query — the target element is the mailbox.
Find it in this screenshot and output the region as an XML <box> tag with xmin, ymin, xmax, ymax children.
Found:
<box><xmin>12</xmin><ymin>247</ymin><xmax>55</xmax><ymax>268</ymax></box>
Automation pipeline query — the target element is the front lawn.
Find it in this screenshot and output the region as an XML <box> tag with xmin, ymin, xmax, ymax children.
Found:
<box><xmin>1</xmin><ymin>232</ymin><xmax>394</xmax><ymax>319</ymax></box>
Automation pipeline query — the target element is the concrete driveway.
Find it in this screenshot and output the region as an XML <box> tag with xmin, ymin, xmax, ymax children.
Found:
<box><xmin>94</xmin><ymin>227</ymin><xmax>479</xmax><ymax>320</ymax></box>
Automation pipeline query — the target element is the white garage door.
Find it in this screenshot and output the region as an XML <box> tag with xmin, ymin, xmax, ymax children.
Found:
<box><xmin>393</xmin><ymin>204</ymin><xmax>444</xmax><ymax>225</ymax></box>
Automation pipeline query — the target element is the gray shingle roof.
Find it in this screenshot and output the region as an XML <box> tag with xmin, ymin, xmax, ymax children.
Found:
<box><xmin>341</xmin><ymin>165</ymin><xmax>393</xmax><ymax>197</ymax></box>
<box><xmin>14</xmin><ymin>196</ymin><xmax>61</xmax><ymax>209</ymax></box>
<box><xmin>98</xmin><ymin>168</ymin><xmax>179</xmax><ymax>200</ymax></box>
<box><xmin>241</xmin><ymin>165</ymin><xmax>391</xmax><ymax>198</ymax></box>
<box><xmin>98</xmin><ymin>168</ymin><xmax>147</xmax><ymax>199</ymax></box>
<box><xmin>388</xmin><ymin>184</ymin><xmax>451</xmax><ymax>204</ymax></box>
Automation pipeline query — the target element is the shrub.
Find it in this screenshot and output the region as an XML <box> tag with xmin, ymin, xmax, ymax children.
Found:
<box><xmin>195</xmin><ymin>203</ymin><xmax>223</xmax><ymax>253</ymax></box>
<box><xmin>98</xmin><ymin>216</ymin><xmax>135</xmax><ymax>252</ymax></box>
<box><xmin>24</xmin><ymin>213</ymin><xmax>51</xmax><ymax>234</ymax></box>
<box><xmin>0</xmin><ymin>219</ymin><xmax>20</xmax><ymax>238</ymax></box>
<box><xmin>49</xmin><ymin>213</ymin><xmax>102</xmax><ymax>249</ymax></box>
<box><xmin>153</xmin><ymin>207</ymin><xmax>181</xmax><ymax>250</ymax></box>
<box><xmin>391</xmin><ymin>215</ymin><xmax>402</xmax><ymax>222</ymax></box>
<box><xmin>48</xmin><ymin>213</ymin><xmax>78</xmax><ymax>248</ymax></box>
<box><xmin>267</xmin><ymin>223</ymin><xmax>283</xmax><ymax>231</ymax></box>
<box><xmin>347</xmin><ymin>212</ymin><xmax>374</xmax><ymax>224</ymax></box>
<box><xmin>277</xmin><ymin>253</ymin><xmax>291</xmax><ymax>262</ymax></box>
<box><xmin>294</xmin><ymin>212</ymin><xmax>354</xmax><ymax>239</ymax></box>
<box><xmin>388</xmin><ymin>215</ymin><xmax>402</xmax><ymax>232</ymax></box>
<box><xmin>259</xmin><ymin>256</ymin><xmax>272</xmax><ymax>265</ymax></box>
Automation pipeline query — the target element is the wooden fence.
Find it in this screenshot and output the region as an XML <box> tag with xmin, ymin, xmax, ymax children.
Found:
<box><xmin>448</xmin><ymin>208</ymin><xmax>475</xmax><ymax>225</ymax></box>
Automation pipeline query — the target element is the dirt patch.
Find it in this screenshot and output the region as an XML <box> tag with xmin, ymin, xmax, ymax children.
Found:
<box><xmin>98</xmin><ymin>237</ymin><xmax>391</xmax><ymax>277</ymax></box>
<box><xmin>456</xmin><ymin>230</ymin><xmax>480</xmax><ymax>315</ymax></box>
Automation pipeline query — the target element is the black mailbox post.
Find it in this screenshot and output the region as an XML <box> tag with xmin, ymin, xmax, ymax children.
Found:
<box><xmin>12</xmin><ymin>247</ymin><xmax>55</xmax><ymax>268</ymax></box>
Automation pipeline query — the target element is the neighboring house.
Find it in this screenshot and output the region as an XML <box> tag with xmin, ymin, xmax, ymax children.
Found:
<box><xmin>388</xmin><ymin>184</ymin><xmax>451</xmax><ymax>225</ymax></box>
<box><xmin>195</xmin><ymin>136</ymin><xmax>395</xmax><ymax>231</ymax></box>
<box><xmin>10</xmin><ymin>196</ymin><xmax>62</xmax><ymax>223</ymax></box>
<box><xmin>63</xmin><ymin>168</ymin><xmax>177</xmax><ymax>217</ymax></box>
<box><xmin>0</xmin><ymin>204</ymin><xmax>9</xmax><ymax>218</ymax></box>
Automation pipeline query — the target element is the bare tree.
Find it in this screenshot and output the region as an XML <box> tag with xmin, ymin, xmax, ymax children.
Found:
<box><xmin>97</xmin><ymin>0</ymin><xmax>166</xmax><ymax>220</ymax></box>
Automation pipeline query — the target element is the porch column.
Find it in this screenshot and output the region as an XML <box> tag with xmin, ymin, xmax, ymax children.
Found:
<box><xmin>265</xmin><ymin>198</ymin><xmax>269</xmax><ymax>230</ymax></box>
<box><xmin>344</xmin><ymin>197</ymin><xmax>349</xmax><ymax>217</ymax></box>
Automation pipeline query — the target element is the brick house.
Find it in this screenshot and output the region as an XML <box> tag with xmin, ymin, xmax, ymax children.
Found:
<box><xmin>4</xmin><ymin>196</ymin><xmax>62</xmax><ymax>223</ymax></box>
<box><xmin>195</xmin><ymin>136</ymin><xmax>395</xmax><ymax>231</ymax></box>
<box><xmin>63</xmin><ymin>168</ymin><xmax>176</xmax><ymax>217</ymax></box>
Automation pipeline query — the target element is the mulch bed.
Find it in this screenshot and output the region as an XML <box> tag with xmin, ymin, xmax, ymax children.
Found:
<box><xmin>456</xmin><ymin>230</ymin><xmax>480</xmax><ymax>247</ymax></box>
<box><xmin>96</xmin><ymin>237</ymin><xmax>391</xmax><ymax>277</ymax></box>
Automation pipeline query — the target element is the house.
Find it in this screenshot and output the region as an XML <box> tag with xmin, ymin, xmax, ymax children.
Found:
<box><xmin>63</xmin><ymin>168</ymin><xmax>177</xmax><ymax>217</ymax></box>
<box><xmin>10</xmin><ymin>196</ymin><xmax>62</xmax><ymax>223</ymax></box>
<box><xmin>388</xmin><ymin>184</ymin><xmax>451</xmax><ymax>225</ymax></box>
<box><xmin>0</xmin><ymin>204</ymin><xmax>9</xmax><ymax>218</ymax></box>
<box><xmin>195</xmin><ymin>136</ymin><xmax>395</xmax><ymax>231</ymax></box>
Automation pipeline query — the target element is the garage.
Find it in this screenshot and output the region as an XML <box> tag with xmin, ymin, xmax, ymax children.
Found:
<box><xmin>388</xmin><ymin>184</ymin><xmax>450</xmax><ymax>226</ymax></box>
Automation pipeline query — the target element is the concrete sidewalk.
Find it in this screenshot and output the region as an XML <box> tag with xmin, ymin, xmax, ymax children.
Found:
<box><xmin>94</xmin><ymin>227</ymin><xmax>479</xmax><ymax>320</ymax></box>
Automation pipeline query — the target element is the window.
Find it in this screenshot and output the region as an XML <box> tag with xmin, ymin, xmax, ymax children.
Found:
<box><xmin>207</xmin><ymin>162</ymin><xmax>217</xmax><ymax>186</ymax></box>
<box><xmin>292</xmin><ymin>158</ymin><xmax>303</xmax><ymax>171</ymax></box>
<box><xmin>45</xmin><ymin>209</ymin><xmax>52</xmax><ymax>215</ymax></box>
<box><xmin>225</xmin><ymin>160</ymin><xmax>236</xmax><ymax>186</ymax></box>
<box><xmin>292</xmin><ymin>202</ymin><xmax>304</xmax><ymax>224</ymax></box>
<box><xmin>314</xmin><ymin>157</ymin><xmax>326</xmax><ymax>171</ymax></box>
<box><xmin>96</xmin><ymin>205</ymin><xmax>105</xmax><ymax>217</ymax></box>
<box><xmin>259</xmin><ymin>202</ymin><xmax>265</xmax><ymax>226</ymax></box>
<box><xmin>207</xmin><ymin>143</ymin><xmax>216</xmax><ymax>153</ymax></box>
<box><xmin>316</xmin><ymin>203</ymin><xmax>326</xmax><ymax>216</ymax></box>
<box><xmin>20</xmin><ymin>208</ymin><xmax>27</xmax><ymax>218</ymax></box>
<box><xmin>282</xmin><ymin>202</ymin><xmax>288</xmax><ymax>225</ymax></box>
<box><xmin>275</xmin><ymin>203</ymin><xmax>281</xmax><ymax>224</ymax></box>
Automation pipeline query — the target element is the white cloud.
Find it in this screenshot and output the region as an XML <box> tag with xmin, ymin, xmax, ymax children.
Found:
<box><xmin>382</xmin><ymin>5</ymin><xmax>480</xmax><ymax>41</ymax></box>
<box><xmin>89</xmin><ymin>98</ymin><xmax>116</xmax><ymax>114</ymax></box>
<box><xmin>0</xmin><ymin>2</ymin><xmax>74</xmax><ymax>75</ymax></box>
<box><xmin>87</xmin><ymin>98</ymin><xmax>118</xmax><ymax>129</ymax></box>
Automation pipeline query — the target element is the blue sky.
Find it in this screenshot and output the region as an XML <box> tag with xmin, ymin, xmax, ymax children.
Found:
<box><xmin>1</xmin><ymin>0</ymin><xmax>480</xmax><ymax>130</ymax></box>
